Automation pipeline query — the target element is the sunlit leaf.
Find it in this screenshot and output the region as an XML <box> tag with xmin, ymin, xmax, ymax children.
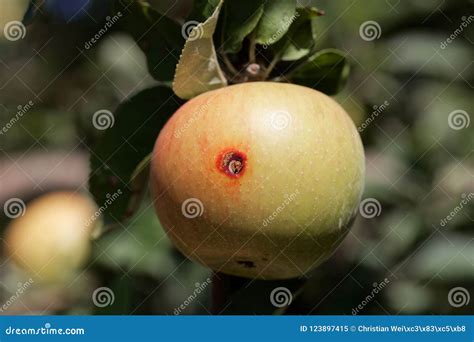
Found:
<box><xmin>173</xmin><ymin>0</ymin><xmax>227</xmax><ymax>99</ymax></box>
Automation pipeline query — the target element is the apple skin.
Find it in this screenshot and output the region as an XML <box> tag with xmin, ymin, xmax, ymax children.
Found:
<box><xmin>4</xmin><ymin>192</ymin><xmax>98</xmax><ymax>283</ymax></box>
<box><xmin>151</xmin><ymin>82</ymin><xmax>365</xmax><ymax>280</ymax></box>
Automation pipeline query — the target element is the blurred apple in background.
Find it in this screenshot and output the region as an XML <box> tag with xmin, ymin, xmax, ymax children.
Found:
<box><xmin>4</xmin><ymin>191</ymin><xmax>99</xmax><ymax>283</ymax></box>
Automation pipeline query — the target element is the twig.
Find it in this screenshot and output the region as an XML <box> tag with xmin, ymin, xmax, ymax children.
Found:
<box><xmin>221</xmin><ymin>53</ymin><xmax>239</xmax><ymax>76</ymax></box>
<box><xmin>248</xmin><ymin>31</ymin><xmax>257</xmax><ymax>64</ymax></box>
<box><xmin>262</xmin><ymin>51</ymin><xmax>283</xmax><ymax>80</ymax></box>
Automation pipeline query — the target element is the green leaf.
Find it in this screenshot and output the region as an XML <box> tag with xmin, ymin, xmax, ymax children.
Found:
<box><xmin>89</xmin><ymin>86</ymin><xmax>182</xmax><ymax>222</ymax></box>
<box><xmin>93</xmin><ymin>200</ymin><xmax>178</xmax><ymax>278</ymax></box>
<box><xmin>173</xmin><ymin>0</ymin><xmax>227</xmax><ymax>99</ymax></box>
<box><xmin>220</xmin><ymin>0</ymin><xmax>265</xmax><ymax>53</ymax></box>
<box><xmin>187</xmin><ymin>0</ymin><xmax>220</xmax><ymax>22</ymax></box>
<box><xmin>290</xmin><ymin>49</ymin><xmax>350</xmax><ymax>95</ymax></box>
<box><xmin>120</xmin><ymin>0</ymin><xmax>184</xmax><ymax>82</ymax></box>
<box><xmin>280</xmin><ymin>25</ymin><xmax>314</xmax><ymax>61</ymax></box>
<box><xmin>255</xmin><ymin>0</ymin><xmax>297</xmax><ymax>46</ymax></box>
<box><xmin>274</xmin><ymin>7</ymin><xmax>321</xmax><ymax>61</ymax></box>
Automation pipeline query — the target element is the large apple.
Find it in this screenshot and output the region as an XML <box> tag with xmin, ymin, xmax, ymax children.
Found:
<box><xmin>151</xmin><ymin>82</ymin><xmax>364</xmax><ymax>279</ymax></box>
<box><xmin>4</xmin><ymin>192</ymin><xmax>98</xmax><ymax>283</ymax></box>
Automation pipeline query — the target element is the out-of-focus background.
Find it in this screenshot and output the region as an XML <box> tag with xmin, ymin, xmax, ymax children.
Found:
<box><xmin>0</xmin><ymin>0</ymin><xmax>472</xmax><ymax>315</ymax></box>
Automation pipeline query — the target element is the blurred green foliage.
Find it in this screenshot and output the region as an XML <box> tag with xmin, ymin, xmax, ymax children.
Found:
<box><xmin>0</xmin><ymin>0</ymin><xmax>472</xmax><ymax>315</ymax></box>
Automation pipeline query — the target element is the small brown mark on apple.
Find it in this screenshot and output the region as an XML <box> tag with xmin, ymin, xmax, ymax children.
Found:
<box><xmin>216</xmin><ymin>149</ymin><xmax>247</xmax><ymax>178</ymax></box>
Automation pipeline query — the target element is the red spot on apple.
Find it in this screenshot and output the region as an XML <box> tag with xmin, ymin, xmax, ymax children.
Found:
<box><xmin>216</xmin><ymin>149</ymin><xmax>247</xmax><ymax>178</ymax></box>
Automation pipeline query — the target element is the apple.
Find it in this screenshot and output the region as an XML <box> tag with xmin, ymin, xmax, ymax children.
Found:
<box><xmin>4</xmin><ymin>192</ymin><xmax>99</xmax><ymax>283</ymax></box>
<box><xmin>151</xmin><ymin>82</ymin><xmax>365</xmax><ymax>280</ymax></box>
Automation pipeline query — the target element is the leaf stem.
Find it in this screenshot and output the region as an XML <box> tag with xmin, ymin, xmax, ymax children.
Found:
<box><xmin>248</xmin><ymin>31</ymin><xmax>257</xmax><ymax>64</ymax></box>
<box><xmin>262</xmin><ymin>51</ymin><xmax>282</xmax><ymax>80</ymax></box>
<box><xmin>221</xmin><ymin>53</ymin><xmax>239</xmax><ymax>76</ymax></box>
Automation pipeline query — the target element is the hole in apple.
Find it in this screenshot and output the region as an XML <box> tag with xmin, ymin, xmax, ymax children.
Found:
<box><xmin>237</xmin><ymin>260</ymin><xmax>255</xmax><ymax>268</ymax></box>
<box><xmin>217</xmin><ymin>149</ymin><xmax>247</xmax><ymax>178</ymax></box>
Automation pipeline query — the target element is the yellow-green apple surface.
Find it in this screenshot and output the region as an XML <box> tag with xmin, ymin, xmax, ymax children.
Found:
<box><xmin>4</xmin><ymin>192</ymin><xmax>98</xmax><ymax>283</ymax></box>
<box><xmin>151</xmin><ymin>82</ymin><xmax>365</xmax><ymax>279</ymax></box>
